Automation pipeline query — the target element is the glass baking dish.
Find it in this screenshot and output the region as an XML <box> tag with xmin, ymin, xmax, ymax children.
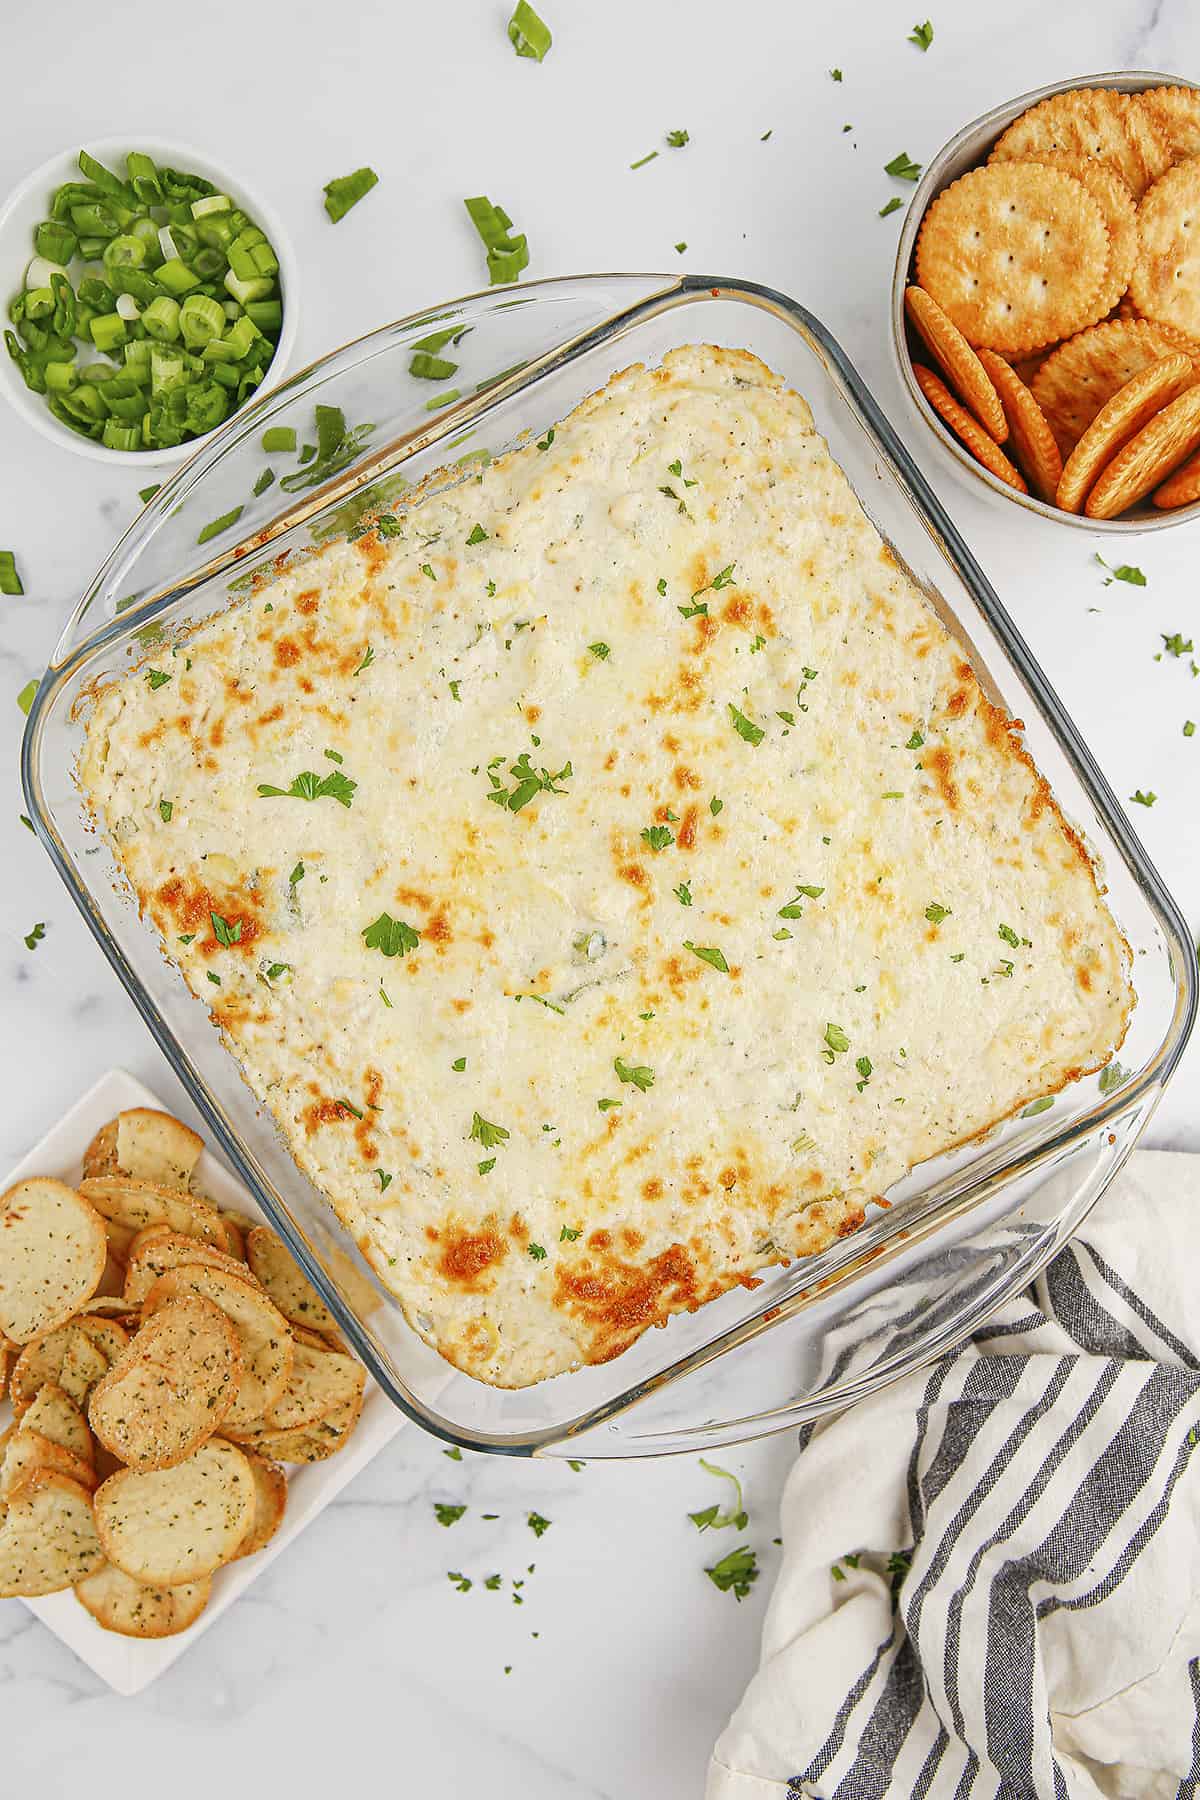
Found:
<box><xmin>22</xmin><ymin>274</ymin><xmax>1196</xmax><ymax>1458</ymax></box>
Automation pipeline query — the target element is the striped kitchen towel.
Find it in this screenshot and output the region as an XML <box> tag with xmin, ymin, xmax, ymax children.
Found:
<box><xmin>707</xmin><ymin>1149</ymin><xmax>1200</xmax><ymax>1800</ymax></box>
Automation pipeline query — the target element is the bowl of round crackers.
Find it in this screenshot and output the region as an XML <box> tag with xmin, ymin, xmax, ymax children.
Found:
<box><xmin>891</xmin><ymin>72</ymin><xmax>1200</xmax><ymax>529</ymax></box>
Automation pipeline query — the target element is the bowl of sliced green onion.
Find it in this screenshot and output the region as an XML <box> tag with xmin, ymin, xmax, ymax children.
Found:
<box><xmin>0</xmin><ymin>137</ymin><xmax>297</xmax><ymax>464</ymax></box>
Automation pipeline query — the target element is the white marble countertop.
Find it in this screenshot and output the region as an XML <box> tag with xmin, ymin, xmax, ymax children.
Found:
<box><xmin>3</xmin><ymin>0</ymin><xmax>1200</xmax><ymax>1792</ymax></box>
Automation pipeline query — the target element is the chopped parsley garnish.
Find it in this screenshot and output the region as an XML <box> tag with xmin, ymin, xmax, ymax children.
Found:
<box><xmin>614</xmin><ymin>1055</ymin><xmax>654</xmax><ymax>1092</ymax></box>
<box><xmin>906</xmin><ymin>729</ymin><xmax>925</xmax><ymax>749</ymax></box>
<box><xmin>466</xmin><ymin>524</ymin><xmax>489</xmax><ymax>545</ymax></box>
<box><xmin>908</xmin><ymin>19</ymin><xmax>933</xmax><ymax>49</ymax></box>
<box><xmin>513</xmin><ymin>992</ymin><xmax>565</xmax><ymax>1014</ymax></box>
<box><xmin>23</xmin><ymin>922</ymin><xmax>45</xmax><ymax>951</ymax></box>
<box><xmin>375</xmin><ymin>1170</ymin><xmax>393</xmax><ymax>1192</ymax></box>
<box><xmin>710</xmin><ymin>795</ymin><xmax>723</xmax><ymax>816</ymax></box>
<box><xmin>597</xmin><ymin>1097</ymin><xmax>622</xmax><ymax>1111</ymax></box>
<box><xmin>1161</xmin><ymin>632</ymin><xmax>1192</xmax><ymax>656</ymax></box>
<box><xmin>1186</xmin><ymin>721</ymin><xmax>1196</xmax><ymax>737</ymax></box>
<box><xmin>998</xmin><ymin>923</ymin><xmax>1021</xmax><ymax>947</ymax></box>
<box><xmin>678</xmin><ymin>599</ymin><xmax>708</xmax><ymax>619</ymax></box>
<box><xmin>588</xmin><ymin>641</ymin><xmax>610</xmax><ymax>660</ymax></box>
<box><xmin>435</xmin><ymin>1504</ymin><xmax>467</xmax><ymax>1527</ymax></box>
<box><xmin>257</xmin><ymin>769</ymin><xmax>356</xmax><ymax>807</ymax></box>
<box><xmin>675</xmin><ymin>241</ymin><xmax>688</xmax><ymax>253</ymax></box>
<box><xmin>684</xmin><ymin>941</ymin><xmax>729</xmax><ymax>973</ymax></box>
<box><xmin>362</xmin><ymin>912</ymin><xmax>421</xmax><ymax>957</ymax></box>
<box><xmin>158</xmin><ymin>799</ymin><xmax>173</xmax><ymax>823</ymax></box>
<box><xmin>667</xmin><ymin>458</ymin><xmax>697</xmax><ymax>487</ymax></box>
<box><xmin>705</xmin><ymin>1545</ymin><xmax>758</xmax><ymax>1600</ymax></box>
<box><xmin>420</xmin><ymin>562</ymin><xmax>437</xmax><ymax>581</ymax></box>
<box><xmin>642</xmin><ymin>823</ymin><xmax>674</xmax><ymax>852</ymax></box>
<box><xmin>830</xmin><ymin>67</ymin><xmax>843</xmax><ymax>81</ymax></box>
<box><xmin>470</xmin><ymin>1112</ymin><xmax>510</xmax><ymax>1150</ymax></box>
<box><xmin>630</xmin><ymin>150</ymin><xmax>659</xmax><ymax>170</ymax></box>
<box><xmin>536</xmin><ymin>427</ymin><xmax>555</xmax><ymax>452</ymax></box>
<box><xmin>486</xmin><ymin>750</ymin><xmax>572</xmax><ymax>813</ymax></box>
<box><xmin>289</xmin><ymin>861</ymin><xmax>305</xmax><ymax>887</ymax></box>
<box><xmin>885</xmin><ymin>151</ymin><xmax>922</xmax><ymax>180</ymax></box>
<box><xmin>1099</xmin><ymin>1060</ymin><xmax>1129</xmax><ymax>1096</ymax></box>
<box><xmin>265</xmin><ymin>962</ymin><xmax>291</xmax><ymax>981</ymax></box>
<box><xmin>1022</xmin><ymin>1096</ymin><xmax>1054</xmax><ymax>1117</ymax></box>
<box><xmin>477</xmin><ymin>1158</ymin><xmax>497</xmax><ymax>1175</ymax></box>
<box><xmin>146</xmin><ymin>668</ymin><xmax>171</xmax><ymax>690</ymax></box>
<box><xmin>666</xmin><ymin>129</ymin><xmax>690</xmax><ymax>148</ymax></box>
<box><xmin>824</xmin><ymin>1023</ymin><xmax>850</xmax><ymax>1054</ymax></box>
<box><xmin>324</xmin><ymin>748</ymin><xmax>344</xmax><ymax>764</ymax></box>
<box><xmin>527</xmin><ymin>1242</ymin><xmax>547</xmax><ymax>1260</ymax></box>
<box><xmin>527</xmin><ymin>1512</ymin><xmax>551</xmax><ymax>1537</ymax></box>
<box><xmin>674</xmin><ymin>880</ymin><xmax>693</xmax><ymax>906</ymax></box>
<box><xmin>452</xmin><ymin>1056</ymin><xmax>467</xmax><ymax>1072</ymax></box>
<box><xmin>17</xmin><ymin>678</ymin><xmax>38</xmax><ymax>716</ymax></box>
<box><xmin>879</xmin><ymin>197</ymin><xmax>904</xmax><ymax>217</ymax></box>
<box><xmin>210</xmin><ymin>911</ymin><xmax>241</xmax><ymax>947</ymax></box>
<box><xmin>335</xmin><ymin>1097</ymin><xmax>364</xmax><ymax>1120</ymax></box>
<box><xmin>688</xmin><ymin>1458</ymin><xmax>748</xmax><ymax>1532</ymax></box>
<box><xmin>447</xmin><ymin>1571</ymin><xmax>472</xmax><ymax>1592</ymax></box>
<box><xmin>178</xmin><ymin>933</ymin><xmax>196</xmax><ymax>945</ymax></box>
<box><xmin>925</xmin><ymin>902</ymin><xmax>951</xmax><ymax>924</ymax></box>
<box><xmin>728</xmin><ymin>703</ymin><xmax>765</xmax><ymax>746</ymax></box>
<box><xmin>779</xmin><ymin>884</ymin><xmax>824</xmax><ymax>918</ymax></box>
<box><xmin>1096</xmin><ymin>554</ymin><xmax>1146</xmax><ymax>587</ymax></box>
<box><xmin>855</xmin><ymin>1055</ymin><xmax>873</xmax><ymax>1092</ymax></box>
<box><xmin>354</xmin><ymin>645</ymin><xmax>375</xmax><ymax>675</ymax></box>
<box><xmin>1130</xmin><ymin>789</ymin><xmax>1157</xmax><ymax>807</ymax></box>
<box><xmin>560</xmin><ymin>1225</ymin><xmax>581</xmax><ymax>1241</ymax></box>
<box><xmin>206</xmin><ymin>971</ymin><xmax>221</xmax><ymax>987</ymax></box>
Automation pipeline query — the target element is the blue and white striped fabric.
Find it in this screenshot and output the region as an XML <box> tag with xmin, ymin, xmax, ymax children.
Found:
<box><xmin>708</xmin><ymin>1151</ymin><xmax>1200</xmax><ymax>1800</ymax></box>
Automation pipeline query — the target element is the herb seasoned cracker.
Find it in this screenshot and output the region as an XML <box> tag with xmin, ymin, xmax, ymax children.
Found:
<box><xmin>75</xmin><ymin>1562</ymin><xmax>212</xmax><ymax>1638</ymax></box>
<box><xmin>89</xmin><ymin>1295</ymin><xmax>243</xmax><ymax>1471</ymax></box>
<box><xmin>916</xmin><ymin>163</ymin><xmax>1109</xmax><ymax>353</ymax></box>
<box><xmin>94</xmin><ymin>1439</ymin><xmax>256</xmax><ymax>1587</ymax></box>
<box><xmin>0</xmin><ymin>1179</ymin><xmax>107</xmax><ymax>1343</ymax></box>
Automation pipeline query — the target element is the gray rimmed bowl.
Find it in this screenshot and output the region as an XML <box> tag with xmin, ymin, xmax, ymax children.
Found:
<box><xmin>890</xmin><ymin>70</ymin><xmax>1199</xmax><ymax>533</ymax></box>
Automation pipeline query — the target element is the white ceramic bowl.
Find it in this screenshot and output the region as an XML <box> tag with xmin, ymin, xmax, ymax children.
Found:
<box><xmin>0</xmin><ymin>136</ymin><xmax>298</xmax><ymax>467</ymax></box>
<box><xmin>890</xmin><ymin>70</ymin><xmax>1198</xmax><ymax>534</ymax></box>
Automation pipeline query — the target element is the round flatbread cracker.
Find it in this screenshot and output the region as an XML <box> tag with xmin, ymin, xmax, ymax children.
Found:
<box><xmin>975</xmin><ymin>350</ymin><xmax>1063</xmax><ymax>501</ymax></box>
<box><xmin>904</xmin><ymin>285</ymin><xmax>1007</xmax><ymax>439</ymax></box>
<box><xmin>1057</xmin><ymin>352</ymin><xmax>1196</xmax><ymax>512</ymax></box>
<box><xmin>1137</xmin><ymin>87</ymin><xmax>1200</xmax><ymax>164</ymax></box>
<box><xmin>1085</xmin><ymin>381</ymin><xmax>1200</xmax><ymax>518</ymax></box>
<box><xmin>89</xmin><ymin>1295</ymin><xmax>243</xmax><ymax>1471</ymax></box>
<box><xmin>94</xmin><ymin>1439</ymin><xmax>255</xmax><ymax>1587</ymax></box>
<box><xmin>1129</xmin><ymin>159</ymin><xmax>1200</xmax><ymax>341</ymax></box>
<box><xmin>915</xmin><ymin>163</ymin><xmax>1109</xmax><ymax>354</ymax></box>
<box><xmin>990</xmin><ymin>87</ymin><xmax>1170</xmax><ymax>199</ymax></box>
<box><xmin>0</xmin><ymin>1471</ymin><xmax>104</xmax><ymax>1597</ymax></box>
<box><xmin>75</xmin><ymin>1562</ymin><xmax>212</xmax><ymax>1638</ymax></box>
<box><xmin>913</xmin><ymin>364</ymin><xmax>1028</xmax><ymax>491</ymax></box>
<box><xmin>142</xmin><ymin>1264</ymin><xmax>293</xmax><ymax>1429</ymax></box>
<box><xmin>1021</xmin><ymin>154</ymin><xmax>1137</xmax><ymax>318</ymax></box>
<box><xmin>0</xmin><ymin>1179</ymin><xmax>107</xmax><ymax>1344</ymax></box>
<box><xmin>1152</xmin><ymin>443</ymin><xmax>1200</xmax><ymax>507</ymax></box>
<box><xmin>1031</xmin><ymin>318</ymin><xmax>1198</xmax><ymax>454</ymax></box>
<box><xmin>228</xmin><ymin>1451</ymin><xmax>288</xmax><ymax>1562</ymax></box>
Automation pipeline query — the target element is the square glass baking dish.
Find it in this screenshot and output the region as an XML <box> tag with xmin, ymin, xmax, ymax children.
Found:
<box><xmin>22</xmin><ymin>274</ymin><xmax>1196</xmax><ymax>1458</ymax></box>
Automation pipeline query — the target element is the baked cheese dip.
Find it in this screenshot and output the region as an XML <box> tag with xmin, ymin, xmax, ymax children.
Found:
<box><xmin>81</xmin><ymin>346</ymin><xmax>1133</xmax><ymax>1388</ymax></box>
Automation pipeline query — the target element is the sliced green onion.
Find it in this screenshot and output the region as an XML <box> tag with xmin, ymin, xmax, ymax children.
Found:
<box><xmin>630</xmin><ymin>151</ymin><xmax>659</xmax><ymax>170</ymax></box>
<box><xmin>191</xmin><ymin>194</ymin><xmax>231</xmax><ymax>219</ymax></box>
<box><xmin>179</xmin><ymin>293</ymin><xmax>225</xmax><ymax>349</ymax></box>
<box><xmin>323</xmin><ymin>167</ymin><xmax>379</xmax><ymax>223</ymax></box>
<box><xmin>114</xmin><ymin>293</ymin><xmax>140</xmax><ymax>322</ymax></box>
<box><xmin>102</xmin><ymin>419</ymin><xmax>141</xmax><ymax>450</ymax></box>
<box><xmin>89</xmin><ymin>312</ymin><xmax>127</xmax><ymax>353</ymax></box>
<box><xmin>17</xmin><ymin>677</ymin><xmax>38</xmax><ymax>714</ymax></box>
<box><xmin>463</xmin><ymin>195</ymin><xmax>529</xmax><ymax>285</ymax></box>
<box><xmin>77</xmin><ymin>149</ymin><xmax>132</xmax><ymax>202</ymax></box>
<box><xmin>26</xmin><ymin>257</ymin><xmax>67</xmax><ymax>292</ymax></box>
<box><xmin>196</xmin><ymin>504</ymin><xmax>245</xmax><ymax>545</ymax></box>
<box><xmin>253</xmin><ymin>467</ymin><xmax>275</xmax><ymax>496</ymax></box>
<box><xmin>262</xmin><ymin>426</ymin><xmax>296</xmax><ymax>452</ymax></box>
<box><xmin>138</xmin><ymin>484</ymin><xmax>161</xmax><ymax>503</ymax></box>
<box><xmin>507</xmin><ymin>0</ymin><xmax>552</xmax><ymax>59</ymax></box>
<box><xmin>409</xmin><ymin>351</ymin><xmax>458</xmax><ymax>380</ymax></box>
<box><xmin>425</xmin><ymin>389</ymin><xmax>461</xmax><ymax>410</ymax></box>
<box><xmin>34</xmin><ymin>221</ymin><xmax>76</xmax><ymax>265</ymax></box>
<box><xmin>125</xmin><ymin>152</ymin><xmax>163</xmax><ymax>206</ymax></box>
<box><xmin>0</xmin><ymin>552</ymin><xmax>24</xmax><ymax>595</ymax></box>
<box><xmin>156</xmin><ymin>257</ymin><xmax>202</xmax><ymax>296</ymax></box>
<box><xmin>141</xmin><ymin>296</ymin><xmax>181</xmax><ymax>341</ymax></box>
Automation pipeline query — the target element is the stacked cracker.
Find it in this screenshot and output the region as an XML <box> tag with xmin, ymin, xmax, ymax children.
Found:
<box><xmin>0</xmin><ymin>1108</ymin><xmax>365</xmax><ymax>1637</ymax></box>
<box><xmin>906</xmin><ymin>84</ymin><xmax>1200</xmax><ymax>517</ymax></box>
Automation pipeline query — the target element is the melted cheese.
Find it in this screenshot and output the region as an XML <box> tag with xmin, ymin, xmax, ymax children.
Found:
<box><xmin>81</xmin><ymin>346</ymin><xmax>1132</xmax><ymax>1387</ymax></box>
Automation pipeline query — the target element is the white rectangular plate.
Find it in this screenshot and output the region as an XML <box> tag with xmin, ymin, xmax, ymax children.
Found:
<box><xmin>1</xmin><ymin>1067</ymin><xmax>403</xmax><ymax>1695</ymax></box>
